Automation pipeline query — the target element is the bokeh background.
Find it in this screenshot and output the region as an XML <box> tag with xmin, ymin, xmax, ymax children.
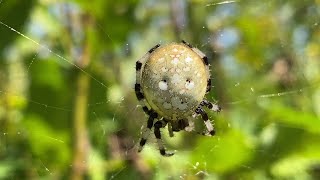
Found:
<box><xmin>1</xmin><ymin>0</ymin><xmax>320</xmax><ymax>179</ymax></box>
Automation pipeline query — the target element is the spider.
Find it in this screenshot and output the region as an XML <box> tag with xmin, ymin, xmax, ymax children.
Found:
<box><xmin>135</xmin><ymin>40</ymin><xmax>221</xmax><ymax>156</ymax></box>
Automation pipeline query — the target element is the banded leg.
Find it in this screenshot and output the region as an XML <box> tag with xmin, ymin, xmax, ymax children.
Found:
<box><xmin>136</xmin><ymin>44</ymin><xmax>161</xmax><ymax>152</ymax></box>
<box><xmin>195</xmin><ymin>107</ymin><xmax>215</xmax><ymax>136</ymax></box>
<box><xmin>154</xmin><ymin>120</ymin><xmax>174</xmax><ymax>156</ymax></box>
<box><xmin>138</xmin><ymin>109</ymin><xmax>158</xmax><ymax>152</ymax></box>
<box><xmin>185</xmin><ymin>117</ymin><xmax>195</xmax><ymax>132</ymax></box>
<box><xmin>166</xmin><ymin>119</ymin><xmax>189</xmax><ymax>137</ymax></box>
<box><xmin>182</xmin><ymin>40</ymin><xmax>211</xmax><ymax>93</ymax></box>
<box><xmin>135</xmin><ymin>44</ymin><xmax>161</xmax><ymax>109</ymax></box>
<box><xmin>182</xmin><ymin>40</ymin><xmax>209</xmax><ymax>66</ymax></box>
<box><xmin>206</xmin><ymin>79</ymin><xmax>211</xmax><ymax>93</ymax></box>
<box><xmin>200</xmin><ymin>100</ymin><xmax>221</xmax><ymax>112</ymax></box>
<box><xmin>167</xmin><ymin>121</ymin><xmax>174</xmax><ymax>137</ymax></box>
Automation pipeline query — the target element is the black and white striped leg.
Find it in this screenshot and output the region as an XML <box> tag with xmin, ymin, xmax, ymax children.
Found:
<box><xmin>182</xmin><ymin>40</ymin><xmax>212</xmax><ymax>95</ymax></box>
<box><xmin>138</xmin><ymin>109</ymin><xmax>158</xmax><ymax>152</ymax></box>
<box><xmin>135</xmin><ymin>43</ymin><xmax>161</xmax><ymax>106</ymax></box>
<box><xmin>206</xmin><ymin>79</ymin><xmax>211</xmax><ymax>93</ymax></box>
<box><xmin>182</xmin><ymin>40</ymin><xmax>209</xmax><ymax>65</ymax></box>
<box><xmin>166</xmin><ymin>119</ymin><xmax>189</xmax><ymax>137</ymax></box>
<box><xmin>154</xmin><ymin>120</ymin><xmax>174</xmax><ymax>156</ymax></box>
<box><xmin>135</xmin><ymin>83</ymin><xmax>144</xmax><ymax>101</ymax></box>
<box><xmin>136</xmin><ymin>44</ymin><xmax>162</xmax><ymax>153</ymax></box>
<box><xmin>185</xmin><ymin>117</ymin><xmax>195</xmax><ymax>132</ymax></box>
<box><xmin>148</xmin><ymin>44</ymin><xmax>160</xmax><ymax>53</ymax></box>
<box><xmin>181</xmin><ymin>40</ymin><xmax>193</xmax><ymax>48</ymax></box>
<box><xmin>167</xmin><ymin>121</ymin><xmax>174</xmax><ymax>137</ymax></box>
<box><xmin>200</xmin><ymin>100</ymin><xmax>221</xmax><ymax>112</ymax></box>
<box><xmin>195</xmin><ymin>107</ymin><xmax>215</xmax><ymax>136</ymax></box>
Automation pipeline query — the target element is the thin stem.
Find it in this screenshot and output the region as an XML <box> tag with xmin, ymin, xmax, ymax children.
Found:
<box><xmin>70</xmin><ymin>13</ymin><xmax>92</xmax><ymax>180</ymax></box>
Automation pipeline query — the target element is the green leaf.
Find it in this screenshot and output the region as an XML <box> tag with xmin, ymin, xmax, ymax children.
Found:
<box><xmin>0</xmin><ymin>162</ymin><xmax>13</xmax><ymax>179</ymax></box>
<box><xmin>271</xmin><ymin>139</ymin><xmax>320</xmax><ymax>178</ymax></box>
<box><xmin>266</xmin><ymin>101</ymin><xmax>320</xmax><ymax>134</ymax></box>
<box><xmin>22</xmin><ymin>114</ymin><xmax>71</xmax><ymax>168</ymax></box>
<box><xmin>192</xmin><ymin>129</ymin><xmax>254</xmax><ymax>173</ymax></box>
<box><xmin>0</xmin><ymin>0</ymin><xmax>36</xmax><ymax>57</ymax></box>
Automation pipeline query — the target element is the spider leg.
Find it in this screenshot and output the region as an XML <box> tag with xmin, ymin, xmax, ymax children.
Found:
<box><xmin>138</xmin><ymin>109</ymin><xmax>158</xmax><ymax>152</ymax></box>
<box><xmin>166</xmin><ymin>119</ymin><xmax>189</xmax><ymax>137</ymax></box>
<box><xmin>181</xmin><ymin>40</ymin><xmax>211</xmax><ymax>93</ymax></box>
<box><xmin>136</xmin><ymin>44</ymin><xmax>161</xmax><ymax>153</ymax></box>
<box><xmin>181</xmin><ymin>40</ymin><xmax>208</xmax><ymax>65</ymax></box>
<box><xmin>154</xmin><ymin>120</ymin><xmax>174</xmax><ymax>156</ymax></box>
<box><xmin>166</xmin><ymin>120</ymin><xmax>174</xmax><ymax>137</ymax></box>
<box><xmin>135</xmin><ymin>44</ymin><xmax>161</xmax><ymax>108</ymax></box>
<box><xmin>185</xmin><ymin>117</ymin><xmax>195</xmax><ymax>132</ymax></box>
<box><xmin>200</xmin><ymin>100</ymin><xmax>221</xmax><ymax>112</ymax></box>
<box><xmin>206</xmin><ymin>78</ymin><xmax>211</xmax><ymax>93</ymax></box>
<box><xmin>195</xmin><ymin>107</ymin><xmax>215</xmax><ymax>136</ymax></box>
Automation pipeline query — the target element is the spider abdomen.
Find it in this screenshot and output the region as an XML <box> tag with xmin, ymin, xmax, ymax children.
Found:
<box><xmin>141</xmin><ymin>43</ymin><xmax>209</xmax><ymax>120</ymax></box>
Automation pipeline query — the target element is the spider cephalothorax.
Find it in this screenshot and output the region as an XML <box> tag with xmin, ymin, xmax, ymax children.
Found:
<box><xmin>135</xmin><ymin>40</ymin><xmax>221</xmax><ymax>156</ymax></box>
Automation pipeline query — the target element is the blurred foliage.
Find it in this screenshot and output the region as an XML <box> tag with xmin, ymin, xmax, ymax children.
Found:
<box><xmin>0</xmin><ymin>0</ymin><xmax>320</xmax><ymax>179</ymax></box>
<box><xmin>0</xmin><ymin>0</ymin><xmax>36</xmax><ymax>57</ymax></box>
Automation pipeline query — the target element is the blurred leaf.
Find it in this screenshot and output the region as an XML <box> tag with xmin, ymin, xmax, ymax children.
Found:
<box><xmin>88</xmin><ymin>149</ymin><xmax>106</xmax><ymax>180</ymax></box>
<box><xmin>22</xmin><ymin>114</ymin><xmax>71</xmax><ymax>168</ymax></box>
<box><xmin>75</xmin><ymin>0</ymin><xmax>138</xmax><ymax>48</ymax></box>
<box><xmin>235</xmin><ymin>14</ymin><xmax>279</xmax><ymax>69</ymax></box>
<box><xmin>265</xmin><ymin>101</ymin><xmax>320</xmax><ymax>134</ymax></box>
<box><xmin>6</xmin><ymin>93</ymin><xmax>27</xmax><ymax>109</ymax></box>
<box><xmin>0</xmin><ymin>0</ymin><xmax>36</xmax><ymax>57</ymax></box>
<box><xmin>271</xmin><ymin>138</ymin><xmax>320</xmax><ymax>178</ymax></box>
<box><xmin>0</xmin><ymin>162</ymin><xmax>13</xmax><ymax>179</ymax></box>
<box><xmin>1</xmin><ymin>0</ymin><xmax>320</xmax><ymax>179</ymax></box>
<box><xmin>28</xmin><ymin>57</ymin><xmax>65</xmax><ymax>91</ymax></box>
<box><xmin>192</xmin><ymin>129</ymin><xmax>254</xmax><ymax>173</ymax></box>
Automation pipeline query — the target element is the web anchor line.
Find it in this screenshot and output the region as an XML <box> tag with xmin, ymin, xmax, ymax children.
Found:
<box><xmin>0</xmin><ymin>20</ymin><xmax>108</xmax><ymax>90</ymax></box>
<box><xmin>228</xmin><ymin>87</ymin><xmax>306</xmax><ymax>105</ymax></box>
<box><xmin>206</xmin><ymin>0</ymin><xmax>238</xmax><ymax>7</ymax></box>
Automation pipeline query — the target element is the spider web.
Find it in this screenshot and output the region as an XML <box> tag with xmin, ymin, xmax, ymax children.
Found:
<box><xmin>0</xmin><ymin>0</ymin><xmax>319</xmax><ymax>179</ymax></box>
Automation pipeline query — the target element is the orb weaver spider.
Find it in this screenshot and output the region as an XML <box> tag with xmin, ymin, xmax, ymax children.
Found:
<box><xmin>135</xmin><ymin>40</ymin><xmax>221</xmax><ymax>156</ymax></box>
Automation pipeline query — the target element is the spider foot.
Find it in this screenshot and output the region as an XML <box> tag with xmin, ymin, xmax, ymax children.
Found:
<box><xmin>201</xmin><ymin>129</ymin><xmax>215</xmax><ymax>136</ymax></box>
<box><xmin>196</xmin><ymin>129</ymin><xmax>215</xmax><ymax>136</ymax></box>
<box><xmin>160</xmin><ymin>149</ymin><xmax>174</xmax><ymax>157</ymax></box>
<box><xmin>200</xmin><ymin>100</ymin><xmax>221</xmax><ymax>112</ymax></box>
<box><xmin>138</xmin><ymin>138</ymin><xmax>147</xmax><ymax>152</ymax></box>
<box><xmin>213</xmin><ymin>104</ymin><xmax>222</xmax><ymax>113</ymax></box>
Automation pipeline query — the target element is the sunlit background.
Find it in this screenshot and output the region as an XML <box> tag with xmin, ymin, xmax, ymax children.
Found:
<box><xmin>1</xmin><ymin>0</ymin><xmax>320</xmax><ymax>179</ymax></box>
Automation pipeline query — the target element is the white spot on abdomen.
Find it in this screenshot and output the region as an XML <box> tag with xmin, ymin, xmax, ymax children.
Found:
<box><xmin>163</xmin><ymin>102</ymin><xmax>172</xmax><ymax>109</ymax></box>
<box><xmin>179</xmin><ymin>89</ymin><xmax>185</xmax><ymax>94</ymax></box>
<box><xmin>158</xmin><ymin>58</ymin><xmax>165</xmax><ymax>63</ymax></box>
<box><xmin>171</xmin><ymin>58</ymin><xmax>179</xmax><ymax>65</ymax></box>
<box><xmin>185</xmin><ymin>56</ymin><xmax>193</xmax><ymax>63</ymax></box>
<box><xmin>183</xmin><ymin>67</ymin><xmax>190</xmax><ymax>71</ymax></box>
<box><xmin>171</xmin><ymin>97</ymin><xmax>187</xmax><ymax>110</ymax></box>
<box><xmin>157</xmin><ymin>97</ymin><xmax>164</xmax><ymax>103</ymax></box>
<box><xmin>185</xmin><ymin>80</ymin><xmax>195</xmax><ymax>90</ymax></box>
<box><xmin>171</xmin><ymin>74</ymin><xmax>181</xmax><ymax>84</ymax></box>
<box><xmin>158</xmin><ymin>81</ymin><xmax>168</xmax><ymax>90</ymax></box>
<box><xmin>161</xmin><ymin>67</ymin><xmax>168</xmax><ymax>72</ymax></box>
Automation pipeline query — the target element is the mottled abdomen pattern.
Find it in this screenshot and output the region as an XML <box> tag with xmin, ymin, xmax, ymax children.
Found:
<box><xmin>141</xmin><ymin>43</ymin><xmax>209</xmax><ymax>120</ymax></box>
